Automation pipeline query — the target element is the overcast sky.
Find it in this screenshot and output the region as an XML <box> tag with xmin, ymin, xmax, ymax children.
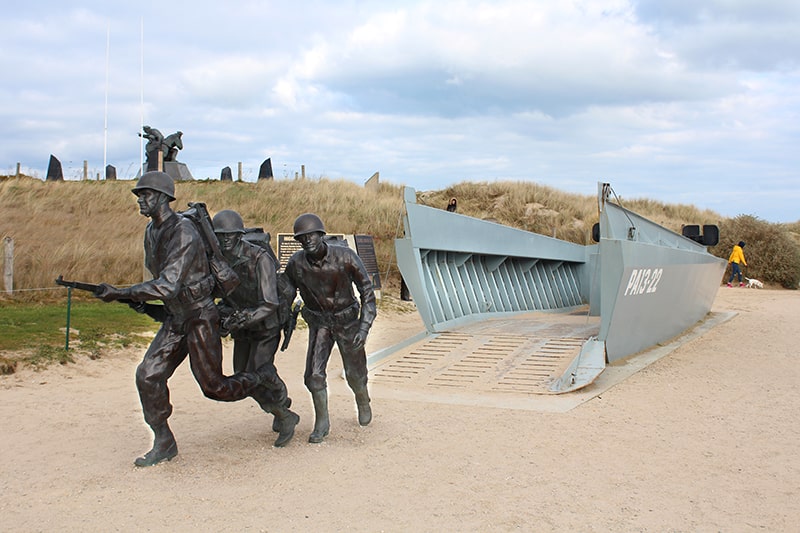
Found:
<box><xmin>2</xmin><ymin>1</ymin><xmax>798</xmax><ymax>222</ymax></box>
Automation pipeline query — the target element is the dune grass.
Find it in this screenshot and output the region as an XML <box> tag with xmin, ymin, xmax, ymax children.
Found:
<box><xmin>1</xmin><ymin>174</ymin><xmax>798</xmax><ymax>370</ymax></box>
<box><xmin>2</xmin><ymin>174</ymin><xmax>799</xmax><ymax>295</ymax></box>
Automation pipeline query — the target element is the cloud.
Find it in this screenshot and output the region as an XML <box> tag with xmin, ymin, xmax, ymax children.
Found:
<box><xmin>0</xmin><ymin>1</ymin><xmax>798</xmax><ymax>221</ymax></box>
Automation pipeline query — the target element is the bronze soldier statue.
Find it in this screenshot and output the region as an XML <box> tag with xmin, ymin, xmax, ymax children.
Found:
<box><xmin>95</xmin><ymin>171</ymin><xmax>268</xmax><ymax>466</ymax></box>
<box><xmin>213</xmin><ymin>209</ymin><xmax>300</xmax><ymax>447</ymax></box>
<box><xmin>283</xmin><ymin>213</ymin><xmax>377</xmax><ymax>443</ymax></box>
<box><xmin>138</xmin><ymin>125</ymin><xmax>165</xmax><ymax>171</ymax></box>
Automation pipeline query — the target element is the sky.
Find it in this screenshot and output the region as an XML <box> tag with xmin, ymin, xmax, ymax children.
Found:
<box><xmin>1</xmin><ymin>1</ymin><xmax>798</xmax><ymax>222</ymax></box>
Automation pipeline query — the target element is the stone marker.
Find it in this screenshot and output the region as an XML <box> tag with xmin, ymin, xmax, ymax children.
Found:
<box><xmin>46</xmin><ymin>155</ymin><xmax>63</xmax><ymax>181</ymax></box>
<box><xmin>258</xmin><ymin>158</ymin><xmax>274</xmax><ymax>180</ymax></box>
<box><xmin>365</xmin><ymin>172</ymin><xmax>380</xmax><ymax>191</ymax></box>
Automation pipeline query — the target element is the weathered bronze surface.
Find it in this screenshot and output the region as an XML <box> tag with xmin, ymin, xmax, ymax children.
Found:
<box><xmin>94</xmin><ymin>171</ymin><xmax>266</xmax><ymax>466</ymax></box>
<box><xmin>213</xmin><ymin>209</ymin><xmax>299</xmax><ymax>447</ymax></box>
<box><xmin>138</xmin><ymin>126</ymin><xmax>183</xmax><ymax>171</ymax></box>
<box><xmin>283</xmin><ymin>213</ymin><xmax>377</xmax><ymax>443</ymax></box>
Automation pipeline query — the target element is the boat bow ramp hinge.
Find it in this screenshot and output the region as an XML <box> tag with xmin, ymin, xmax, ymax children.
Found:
<box><xmin>548</xmin><ymin>337</ymin><xmax>606</xmax><ymax>394</ymax></box>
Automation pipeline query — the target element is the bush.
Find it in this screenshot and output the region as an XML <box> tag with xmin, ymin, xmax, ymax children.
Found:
<box><xmin>715</xmin><ymin>215</ymin><xmax>800</xmax><ymax>288</ymax></box>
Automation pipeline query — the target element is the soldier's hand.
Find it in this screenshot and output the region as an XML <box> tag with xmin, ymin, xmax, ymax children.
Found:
<box><xmin>221</xmin><ymin>314</ymin><xmax>236</xmax><ymax>332</ymax></box>
<box><xmin>222</xmin><ymin>311</ymin><xmax>248</xmax><ymax>333</ymax></box>
<box><xmin>353</xmin><ymin>328</ymin><xmax>369</xmax><ymax>350</ymax></box>
<box><xmin>238</xmin><ymin>310</ymin><xmax>256</xmax><ymax>329</ymax></box>
<box><xmin>95</xmin><ymin>283</ymin><xmax>122</xmax><ymax>302</ymax></box>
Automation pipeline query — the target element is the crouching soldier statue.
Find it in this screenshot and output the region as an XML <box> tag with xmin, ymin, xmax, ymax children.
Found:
<box><xmin>283</xmin><ymin>213</ymin><xmax>377</xmax><ymax>443</ymax></box>
<box><xmin>95</xmin><ymin>171</ymin><xmax>269</xmax><ymax>466</ymax></box>
<box><xmin>213</xmin><ymin>209</ymin><xmax>300</xmax><ymax>447</ymax></box>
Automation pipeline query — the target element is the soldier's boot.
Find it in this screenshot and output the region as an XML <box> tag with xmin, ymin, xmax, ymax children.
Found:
<box><xmin>135</xmin><ymin>422</ymin><xmax>178</xmax><ymax>467</ymax></box>
<box><xmin>355</xmin><ymin>388</ymin><xmax>372</xmax><ymax>426</ymax></box>
<box><xmin>272</xmin><ymin>397</ymin><xmax>292</xmax><ymax>433</ymax></box>
<box><xmin>272</xmin><ymin>407</ymin><xmax>300</xmax><ymax>448</ymax></box>
<box><xmin>308</xmin><ymin>389</ymin><xmax>330</xmax><ymax>444</ymax></box>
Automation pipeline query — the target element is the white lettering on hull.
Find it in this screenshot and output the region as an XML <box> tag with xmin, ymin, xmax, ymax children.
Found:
<box><xmin>624</xmin><ymin>268</ymin><xmax>663</xmax><ymax>296</ymax></box>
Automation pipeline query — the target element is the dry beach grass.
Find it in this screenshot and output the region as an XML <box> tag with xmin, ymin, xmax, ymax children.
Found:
<box><xmin>6</xmin><ymin>175</ymin><xmax>798</xmax><ymax>297</ymax></box>
<box><xmin>1</xmin><ymin>287</ymin><xmax>798</xmax><ymax>531</ymax></box>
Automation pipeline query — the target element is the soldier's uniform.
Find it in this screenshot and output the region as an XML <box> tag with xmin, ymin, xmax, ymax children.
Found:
<box><xmin>284</xmin><ymin>213</ymin><xmax>377</xmax><ymax>443</ymax></box>
<box><xmin>131</xmin><ymin>211</ymin><xmax>263</xmax><ymax>425</ymax></box>
<box><xmin>214</xmin><ymin>210</ymin><xmax>299</xmax><ymax>447</ymax></box>
<box><xmin>99</xmin><ymin>172</ymin><xmax>267</xmax><ymax>466</ymax></box>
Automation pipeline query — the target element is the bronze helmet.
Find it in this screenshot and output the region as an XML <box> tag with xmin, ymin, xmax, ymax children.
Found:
<box><xmin>131</xmin><ymin>171</ymin><xmax>176</xmax><ymax>201</ymax></box>
<box><xmin>293</xmin><ymin>213</ymin><xmax>326</xmax><ymax>238</ymax></box>
<box><xmin>213</xmin><ymin>210</ymin><xmax>246</xmax><ymax>234</ymax></box>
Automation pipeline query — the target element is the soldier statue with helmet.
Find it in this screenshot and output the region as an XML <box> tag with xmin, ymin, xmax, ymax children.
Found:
<box><xmin>95</xmin><ymin>171</ymin><xmax>270</xmax><ymax>466</ymax></box>
<box><xmin>283</xmin><ymin>213</ymin><xmax>377</xmax><ymax>443</ymax></box>
<box><xmin>212</xmin><ymin>209</ymin><xmax>300</xmax><ymax>448</ymax></box>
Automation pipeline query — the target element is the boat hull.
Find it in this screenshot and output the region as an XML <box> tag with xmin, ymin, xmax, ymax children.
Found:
<box><xmin>389</xmin><ymin>183</ymin><xmax>726</xmax><ymax>392</ymax></box>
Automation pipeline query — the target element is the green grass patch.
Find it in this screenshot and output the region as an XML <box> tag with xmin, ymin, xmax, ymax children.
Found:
<box><xmin>0</xmin><ymin>299</ymin><xmax>158</xmax><ymax>354</ymax></box>
<box><xmin>21</xmin><ymin>345</ymin><xmax>75</xmax><ymax>370</ymax></box>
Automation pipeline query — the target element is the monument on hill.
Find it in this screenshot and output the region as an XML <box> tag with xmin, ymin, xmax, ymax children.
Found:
<box><xmin>137</xmin><ymin>125</ymin><xmax>193</xmax><ymax>181</ymax></box>
<box><xmin>258</xmin><ymin>158</ymin><xmax>274</xmax><ymax>180</ymax></box>
<box><xmin>46</xmin><ymin>154</ymin><xmax>63</xmax><ymax>181</ymax></box>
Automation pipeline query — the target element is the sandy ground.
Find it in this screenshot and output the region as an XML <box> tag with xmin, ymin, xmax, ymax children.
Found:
<box><xmin>1</xmin><ymin>287</ymin><xmax>798</xmax><ymax>532</ymax></box>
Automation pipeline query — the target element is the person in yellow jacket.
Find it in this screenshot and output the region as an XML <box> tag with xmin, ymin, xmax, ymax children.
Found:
<box><xmin>727</xmin><ymin>240</ymin><xmax>747</xmax><ymax>287</ymax></box>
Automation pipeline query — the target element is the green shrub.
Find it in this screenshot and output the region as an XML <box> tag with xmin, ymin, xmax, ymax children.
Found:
<box><xmin>715</xmin><ymin>215</ymin><xmax>800</xmax><ymax>288</ymax></box>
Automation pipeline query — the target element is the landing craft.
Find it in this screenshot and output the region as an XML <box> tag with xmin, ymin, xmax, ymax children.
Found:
<box><xmin>369</xmin><ymin>183</ymin><xmax>726</xmax><ymax>396</ymax></box>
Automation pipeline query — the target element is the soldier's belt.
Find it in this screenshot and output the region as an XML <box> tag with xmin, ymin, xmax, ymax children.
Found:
<box><xmin>301</xmin><ymin>301</ymin><xmax>359</xmax><ymax>326</ymax></box>
<box><xmin>164</xmin><ymin>275</ymin><xmax>216</xmax><ymax>319</ymax></box>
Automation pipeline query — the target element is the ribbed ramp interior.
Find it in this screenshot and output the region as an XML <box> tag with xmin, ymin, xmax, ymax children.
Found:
<box><xmin>370</xmin><ymin>309</ymin><xmax>600</xmax><ymax>397</ymax></box>
<box><xmin>417</xmin><ymin>250</ymin><xmax>584</xmax><ymax>325</ymax></box>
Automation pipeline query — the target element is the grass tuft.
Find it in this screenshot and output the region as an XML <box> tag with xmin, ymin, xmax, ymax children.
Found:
<box><xmin>21</xmin><ymin>344</ymin><xmax>75</xmax><ymax>370</ymax></box>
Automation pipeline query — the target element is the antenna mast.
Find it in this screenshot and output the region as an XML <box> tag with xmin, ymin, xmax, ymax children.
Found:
<box><xmin>140</xmin><ymin>17</ymin><xmax>144</xmax><ymax>175</ymax></box>
<box><xmin>103</xmin><ymin>23</ymin><xmax>109</xmax><ymax>180</ymax></box>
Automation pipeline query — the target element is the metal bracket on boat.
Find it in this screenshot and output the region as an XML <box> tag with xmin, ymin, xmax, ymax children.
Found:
<box><xmin>549</xmin><ymin>337</ymin><xmax>606</xmax><ymax>394</ymax></box>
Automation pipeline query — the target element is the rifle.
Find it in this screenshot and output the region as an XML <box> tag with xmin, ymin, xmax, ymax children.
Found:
<box><xmin>280</xmin><ymin>300</ymin><xmax>303</xmax><ymax>351</ymax></box>
<box><xmin>55</xmin><ymin>276</ymin><xmax>166</xmax><ymax>322</ymax></box>
<box><xmin>181</xmin><ymin>202</ymin><xmax>240</xmax><ymax>296</ymax></box>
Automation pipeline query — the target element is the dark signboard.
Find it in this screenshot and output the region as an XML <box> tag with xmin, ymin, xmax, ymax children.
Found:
<box><xmin>355</xmin><ymin>234</ymin><xmax>381</xmax><ymax>289</ymax></box>
<box><xmin>276</xmin><ymin>234</ymin><xmax>302</xmax><ymax>271</ymax></box>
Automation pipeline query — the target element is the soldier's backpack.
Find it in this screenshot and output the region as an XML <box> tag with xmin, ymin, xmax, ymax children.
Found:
<box><xmin>180</xmin><ymin>202</ymin><xmax>241</xmax><ymax>296</ymax></box>
<box><xmin>242</xmin><ymin>228</ymin><xmax>295</xmax><ymax>328</ymax></box>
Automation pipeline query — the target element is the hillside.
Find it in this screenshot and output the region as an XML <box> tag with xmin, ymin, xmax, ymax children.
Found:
<box><xmin>1</xmin><ymin>175</ymin><xmax>798</xmax><ymax>297</ymax></box>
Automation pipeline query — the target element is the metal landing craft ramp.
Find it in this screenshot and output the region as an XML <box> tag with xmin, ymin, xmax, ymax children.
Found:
<box><xmin>368</xmin><ymin>308</ymin><xmax>603</xmax><ymax>400</ymax></box>
<box><xmin>366</xmin><ymin>310</ymin><xmax>736</xmax><ymax>413</ymax></box>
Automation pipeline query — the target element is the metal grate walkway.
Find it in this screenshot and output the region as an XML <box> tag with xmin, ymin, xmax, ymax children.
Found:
<box><xmin>370</xmin><ymin>310</ymin><xmax>599</xmax><ymax>396</ymax></box>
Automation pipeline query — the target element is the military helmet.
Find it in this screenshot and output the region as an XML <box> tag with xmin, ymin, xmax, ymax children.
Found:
<box><xmin>293</xmin><ymin>213</ymin><xmax>326</xmax><ymax>238</ymax></box>
<box><xmin>213</xmin><ymin>210</ymin><xmax>245</xmax><ymax>234</ymax></box>
<box><xmin>131</xmin><ymin>171</ymin><xmax>176</xmax><ymax>201</ymax></box>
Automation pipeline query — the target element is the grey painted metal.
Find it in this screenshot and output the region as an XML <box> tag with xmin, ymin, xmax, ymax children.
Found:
<box><xmin>548</xmin><ymin>337</ymin><xmax>606</xmax><ymax>393</ymax></box>
<box><xmin>395</xmin><ymin>187</ymin><xmax>589</xmax><ymax>333</ymax></box>
<box><xmin>595</xmin><ymin>184</ymin><xmax>726</xmax><ymax>362</ymax></box>
<box><xmin>392</xmin><ymin>183</ymin><xmax>725</xmax><ymax>393</ymax></box>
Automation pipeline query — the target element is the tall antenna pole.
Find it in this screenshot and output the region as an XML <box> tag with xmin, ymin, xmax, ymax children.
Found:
<box><xmin>103</xmin><ymin>23</ymin><xmax>109</xmax><ymax>180</ymax></box>
<box><xmin>140</xmin><ymin>17</ymin><xmax>144</xmax><ymax>175</ymax></box>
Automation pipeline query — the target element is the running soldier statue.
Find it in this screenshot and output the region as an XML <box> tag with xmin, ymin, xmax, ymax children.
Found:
<box><xmin>95</xmin><ymin>171</ymin><xmax>268</xmax><ymax>466</ymax></box>
<box><xmin>213</xmin><ymin>209</ymin><xmax>300</xmax><ymax>447</ymax></box>
<box><xmin>283</xmin><ymin>213</ymin><xmax>377</xmax><ymax>443</ymax></box>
